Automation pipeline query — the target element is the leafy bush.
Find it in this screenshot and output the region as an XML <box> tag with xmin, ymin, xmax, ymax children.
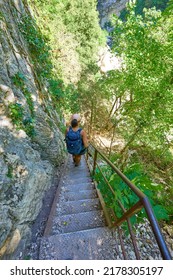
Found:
<box><xmin>94</xmin><ymin>162</ymin><xmax>170</xmax><ymax>226</ymax></box>
<box><xmin>120</xmin><ymin>0</ymin><xmax>169</xmax><ymax>20</ymax></box>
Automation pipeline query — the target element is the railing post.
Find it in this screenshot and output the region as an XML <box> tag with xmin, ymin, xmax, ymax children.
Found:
<box><xmin>142</xmin><ymin>197</ymin><xmax>171</xmax><ymax>260</ymax></box>
<box><xmin>86</xmin><ymin>147</ymin><xmax>89</xmax><ymax>161</ymax></box>
<box><xmin>88</xmin><ymin>142</ymin><xmax>172</xmax><ymax>260</ymax></box>
<box><xmin>93</xmin><ymin>149</ymin><xmax>98</xmax><ymax>176</ymax></box>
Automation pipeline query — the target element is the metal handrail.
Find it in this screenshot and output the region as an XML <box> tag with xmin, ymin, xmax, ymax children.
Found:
<box><xmin>86</xmin><ymin>142</ymin><xmax>171</xmax><ymax>260</ymax></box>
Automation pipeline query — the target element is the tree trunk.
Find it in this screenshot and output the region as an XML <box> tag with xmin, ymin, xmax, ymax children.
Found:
<box><xmin>109</xmin><ymin>124</ymin><xmax>116</xmax><ymax>158</ymax></box>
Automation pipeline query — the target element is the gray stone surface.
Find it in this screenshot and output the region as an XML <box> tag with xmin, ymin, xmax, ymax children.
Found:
<box><xmin>0</xmin><ymin>126</ymin><xmax>54</xmax><ymax>251</ymax></box>
<box><xmin>97</xmin><ymin>0</ymin><xmax>128</xmax><ymax>27</ymax></box>
<box><xmin>0</xmin><ymin>0</ymin><xmax>66</xmax><ymax>258</ymax></box>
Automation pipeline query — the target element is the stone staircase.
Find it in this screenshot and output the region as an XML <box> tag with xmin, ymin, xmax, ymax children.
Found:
<box><xmin>39</xmin><ymin>156</ymin><xmax>121</xmax><ymax>260</ymax></box>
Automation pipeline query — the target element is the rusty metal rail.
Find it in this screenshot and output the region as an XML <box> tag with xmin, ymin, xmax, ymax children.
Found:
<box><xmin>86</xmin><ymin>142</ymin><xmax>171</xmax><ymax>260</ymax></box>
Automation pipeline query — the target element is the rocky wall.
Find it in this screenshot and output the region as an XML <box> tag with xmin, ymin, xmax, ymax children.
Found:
<box><xmin>0</xmin><ymin>0</ymin><xmax>66</xmax><ymax>259</ymax></box>
<box><xmin>97</xmin><ymin>0</ymin><xmax>129</xmax><ymax>27</ymax></box>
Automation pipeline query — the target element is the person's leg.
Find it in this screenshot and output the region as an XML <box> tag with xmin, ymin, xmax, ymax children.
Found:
<box><xmin>72</xmin><ymin>154</ymin><xmax>75</xmax><ymax>162</ymax></box>
<box><xmin>74</xmin><ymin>155</ymin><xmax>81</xmax><ymax>166</ymax></box>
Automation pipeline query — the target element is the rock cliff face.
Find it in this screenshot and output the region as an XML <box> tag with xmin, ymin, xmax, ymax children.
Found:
<box><xmin>97</xmin><ymin>0</ymin><xmax>129</xmax><ymax>27</ymax></box>
<box><xmin>97</xmin><ymin>1</ymin><xmax>127</xmax><ymax>73</ymax></box>
<box><xmin>0</xmin><ymin>0</ymin><xmax>66</xmax><ymax>258</ymax></box>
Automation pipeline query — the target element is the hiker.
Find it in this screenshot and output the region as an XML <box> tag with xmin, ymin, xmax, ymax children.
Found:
<box><xmin>65</xmin><ymin>114</ymin><xmax>88</xmax><ymax>166</ymax></box>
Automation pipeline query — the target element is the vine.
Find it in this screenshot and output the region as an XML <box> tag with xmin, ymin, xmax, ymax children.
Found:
<box><xmin>18</xmin><ymin>13</ymin><xmax>67</xmax><ymax>114</ymax></box>
<box><xmin>9</xmin><ymin>72</ymin><xmax>35</xmax><ymax>137</ymax></box>
<box><xmin>18</xmin><ymin>15</ymin><xmax>52</xmax><ymax>79</ymax></box>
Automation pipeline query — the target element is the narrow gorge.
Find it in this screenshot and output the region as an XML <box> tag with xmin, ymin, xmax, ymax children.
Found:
<box><xmin>1</xmin><ymin>0</ymin><xmax>172</xmax><ymax>261</ymax></box>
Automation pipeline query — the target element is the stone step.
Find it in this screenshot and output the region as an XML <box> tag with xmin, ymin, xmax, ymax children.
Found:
<box><xmin>58</xmin><ymin>198</ymin><xmax>101</xmax><ymax>215</ymax></box>
<box><xmin>67</xmin><ymin>165</ymin><xmax>88</xmax><ymax>171</ymax></box>
<box><xmin>51</xmin><ymin>210</ymin><xmax>106</xmax><ymax>234</ymax></box>
<box><xmin>63</xmin><ymin>189</ymin><xmax>98</xmax><ymax>201</ymax></box>
<box><xmin>62</xmin><ymin>177</ymin><xmax>92</xmax><ymax>186</ymax></box>
<box><xmin>63</xmin><ymin>182</ymin><xmax>94</xmax><ymax>192</ymax></box>
<box><xmin>63</xmin><ymin>173</ymin><xmax>91</xmax><ymax>181</ymax></box>
<box><xmin>66</xmin><ymin>160</ymin><xmax>88</xmax><ymax>169</ymax></box>
<box><xmin>65</xmin><ymin>165</ymin><xmax>89</xmax><ymax>173</ymax></box>
<box><xmin>39</xmin><ymin>227</ymin><xmax>121</xmax><ymax>260</ymax></box>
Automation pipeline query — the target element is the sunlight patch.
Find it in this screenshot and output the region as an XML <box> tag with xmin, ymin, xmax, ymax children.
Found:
<box><xmin>0</xmin><ymin>116</ymin><xmax>13</xmax><ymax>129</ymax></box>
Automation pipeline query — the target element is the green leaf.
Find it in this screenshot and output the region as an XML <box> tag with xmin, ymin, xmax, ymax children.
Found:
<box><xmin>153</xmin><ymin>205</ymin><xmax>169</xmax><ymax>220</ymax></box>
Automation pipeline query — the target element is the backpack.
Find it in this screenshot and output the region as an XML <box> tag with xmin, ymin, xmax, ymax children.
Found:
<box><xmin>65</xmin><ymin>127</ymin><xmax>84</xmax><ymax>155</ymax></box>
